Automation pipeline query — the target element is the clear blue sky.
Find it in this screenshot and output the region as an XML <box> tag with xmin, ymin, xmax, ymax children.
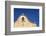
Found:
<box><xmin>14</xmin><ymin>8</ymin><xmax>39</xmax><ymax>26</ymax></box>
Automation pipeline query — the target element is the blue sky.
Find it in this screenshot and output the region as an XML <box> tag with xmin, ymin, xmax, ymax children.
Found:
<box><xmin>14</xmin><ymin>8</ymin><xmax>39</xmax><ymax>26</ymax></box>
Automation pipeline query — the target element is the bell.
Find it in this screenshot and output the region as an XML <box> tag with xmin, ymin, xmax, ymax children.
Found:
<box><xmin>22</xmin><ymin>17</ymin><xmax>24</xmax><ymax>22</ymax></box>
